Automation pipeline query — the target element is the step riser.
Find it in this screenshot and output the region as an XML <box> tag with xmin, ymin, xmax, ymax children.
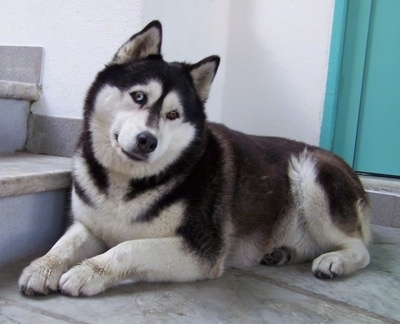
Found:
<box><xmin>368</xmin><ymin>191</ymin><xmax>400</xmax><ymax>228</ymax></box>
<box><xmin>0</xmin><ymin>99</ymin><xmax>29</xmax><ymax>153</ymax></box>
<box><xmin>0</xmin><ymin>189</ymin><xmax>68</xmax><ymax>266</ymax></box>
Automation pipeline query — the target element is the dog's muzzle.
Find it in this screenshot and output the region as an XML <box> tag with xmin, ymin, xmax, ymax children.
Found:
<box><xmin>120</xmin><ymin>131</ymin><xmax>158</xmax><ymax>162</ymax></box>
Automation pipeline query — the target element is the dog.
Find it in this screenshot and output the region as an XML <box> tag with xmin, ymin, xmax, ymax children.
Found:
<box><xmin>19</xmin><ymin>21</ymin><xmax>371</xmax><ymax>297</ymax></box>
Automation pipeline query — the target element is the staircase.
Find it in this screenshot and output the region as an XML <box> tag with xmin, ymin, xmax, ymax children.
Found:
<box><xmin>0</xmin><ymin>46</ymin><xmax>72</xmax><ymax>265</ymax></box>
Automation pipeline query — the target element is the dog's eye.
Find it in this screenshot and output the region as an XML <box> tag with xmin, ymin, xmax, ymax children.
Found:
<box><xmin>166</xmin><ymin>110</ymin><xmax>180</xmax><ymax>121</ymax></box>
<box><xmin>131</xmin><ymin>91</ymin><xmax>147</xmax><ymax>105</ymax></box>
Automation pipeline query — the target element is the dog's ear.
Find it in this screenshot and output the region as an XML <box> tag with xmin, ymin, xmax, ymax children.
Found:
<box><xmin>189</xmin><ymin>56</ymin><xmax>220</xmax><ymax>103</ymax></box>
<box><xmin>112</xmin><ymin>21</ymin><xmax>162</xmax><ymax>64</ymax></box>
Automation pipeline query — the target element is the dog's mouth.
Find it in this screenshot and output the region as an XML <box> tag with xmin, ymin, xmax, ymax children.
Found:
<box><xmin>121</xmin><ymin>148</ymin><xmax>147</xmax><ymax>162</ymax></box>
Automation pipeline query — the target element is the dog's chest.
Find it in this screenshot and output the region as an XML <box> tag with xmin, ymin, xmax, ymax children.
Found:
<box><xmin>76</xmin><ymin>174</ymin><xmax>185</xmax><ymax>247</ymax></box>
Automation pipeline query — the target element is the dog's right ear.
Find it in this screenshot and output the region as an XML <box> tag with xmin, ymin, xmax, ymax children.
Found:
<box><xmin>112</xmin><ymin>21</ymin><xmax>162</xmax><ymax>64</ymax></box>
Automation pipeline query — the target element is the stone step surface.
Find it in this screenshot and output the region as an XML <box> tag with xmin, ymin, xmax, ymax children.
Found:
<box><xmin>0</xmin><ymin>153</ymin><xmax>72</xmax><ymax>198</ymax></box>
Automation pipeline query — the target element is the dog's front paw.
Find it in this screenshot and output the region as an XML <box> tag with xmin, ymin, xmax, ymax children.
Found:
<box><xmin>59</xmin><ymin>260</ymin><xmax>109</xmax><ymax>296</ymax></box>
<box><xmin>18</xmin><ymin>255</ymin><xmax>68</xmax><ymax>296</ymax></box>
<box><xmin>312</xmin><ymin>252</ymin><xmax>343</xmax><ymax>279</ymax></box>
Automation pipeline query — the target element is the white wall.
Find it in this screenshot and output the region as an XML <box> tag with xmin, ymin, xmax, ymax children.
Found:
<box><xmin>222</xmin><ymin>0</ymin><xmax>335</xmax><ymax>144</ymax></box>
<box><xmin>0</xmin><ymin>0</ymin><xmax>144</xmax><ymax>118</ymax></box>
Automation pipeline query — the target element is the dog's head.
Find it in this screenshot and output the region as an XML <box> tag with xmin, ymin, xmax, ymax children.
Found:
<box><xmin>83</xmin><ymin>21</ymin><xmax>220</xmax><ymax>178</ymax></box>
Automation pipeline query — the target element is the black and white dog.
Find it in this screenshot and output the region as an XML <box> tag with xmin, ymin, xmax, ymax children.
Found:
<box><xmin>19</xmin><ymin>21</ymin><xmax>371</xmax><ymax>296</ymax></box>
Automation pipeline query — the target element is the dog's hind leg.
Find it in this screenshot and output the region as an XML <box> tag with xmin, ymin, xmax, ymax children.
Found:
<box><xmin>311</xmin><ymin>237</ymin><xmax>370</xmax><ymax>279</ymax></box>
<box><xmin>287</xmin><ymin>150</ymin><xmax>371</xmax><ymax>279</ymax></box>
<box><xmin>59</xmin><ymin>236</ymin><xmax>223</xmax><ymax>296</ymax></box>
<box><xmin>309</xmin><ymin>199</ymin><xmax>371</xmax><ymax>279</ymax></box>
<box><xmin>261</xmin><ymin>246</ymin><xmax>291</xmax><ymax>266</ymax></box>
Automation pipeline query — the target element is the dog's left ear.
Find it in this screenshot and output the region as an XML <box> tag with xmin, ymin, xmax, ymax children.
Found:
<box><xmin>112</xmin><ymin>20</ymin><xmax>162</xmax><ymax>64</ymax></box>
<box><xmin>189</xmin><ymin>56</ymin><xmax>220</xmax><ymax>103</ymax></box>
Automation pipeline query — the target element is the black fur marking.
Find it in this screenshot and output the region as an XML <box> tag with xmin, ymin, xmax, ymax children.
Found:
<box><xmin>125</xmin><ymin>177</ymin><xmax>159</xmax><ymax>201</ymax></box>
<box><xmin>124</xmin><ymin>165</ymin><xmax>178</xmax><ymax>201</ymax></box>
<box><xmin>176</xmin><ymin>131</ymin><xmax>225</xmax><ymax>262</ymax></box>
<box><xmin>78</xmin><ymin>77</ymin><xmax>110</xmax><ymax>195</ymax></box>
<box><xmin>73</xmin><ymin>175</ymin><xmax>95</xmax><ymax>207</ymax></box>
<box><xmin>177</xmin><ymin>197</ymin><xmax>223</xmax><ymax>263</ymax></box>
<box><xmin>136</xmin><ymin>183</ymin><xmax>183</xmax><ymax>222</ymax></box>
<box><xmin>145</xmin><ymin>99</ymin><xmax>163</xmax><ymax>129</ymax></box>
<box><xmin>80</xmin><ymin>130</ymin><xmax>109</xmax><ymax>195</ymax></box>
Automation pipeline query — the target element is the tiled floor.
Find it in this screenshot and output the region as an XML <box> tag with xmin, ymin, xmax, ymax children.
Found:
<box><xmin>0</xmin><ymin>225</ymin><xmax>399</xmax><ymax>324</ymax></box>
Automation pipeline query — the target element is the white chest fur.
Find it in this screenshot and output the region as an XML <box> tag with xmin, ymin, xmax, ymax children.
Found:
<box><xmin>71</xmin><ymin>169</ymin><xmax>185</xmax><ymax>248</ymax></box>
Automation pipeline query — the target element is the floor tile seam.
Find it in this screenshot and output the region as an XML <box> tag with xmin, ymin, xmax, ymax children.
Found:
<box><xmin>235</xmin><ymin>269</ymin><xmax>397</xmax><ymax>324</ymax></box>
<box><xmin>0</xmin><ymin>295</ymin><xmax>87</xmax><ymax>324</ymax></box>
<box><xmin>368</xmin><ymin>268</ymin><xmax>400</xmax><ymax>279</ymax></box>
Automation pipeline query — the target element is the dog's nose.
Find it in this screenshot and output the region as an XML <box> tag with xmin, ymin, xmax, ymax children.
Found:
<box><xmin>136</xmin><ymin>131</ymin><xmax>158</xmax><ymax>154</ymax></box>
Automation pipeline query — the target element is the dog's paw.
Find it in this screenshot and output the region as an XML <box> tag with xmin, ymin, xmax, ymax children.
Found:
<box><xmin>59</xmin><ymin>261</ymin><xmax>109</xmax><ymax>297</ymax></box>
<box><xmin>18</xmin><ymin>255</ymin><xmax>68</xmax><ymax>296</ymax></box>
<box><xmin>312</xmin><ymin>252</ymin><xmax>343</xmax><ymax>279</ymax></box>
<box><xmin>261</xmin><ymin>246</ymin><xmax>291</xmax><ymax>266</ymax></box>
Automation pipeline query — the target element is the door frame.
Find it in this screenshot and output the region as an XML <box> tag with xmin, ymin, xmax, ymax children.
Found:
<box><xmin>320</xmin><ymin>0</ymin><xmax>373</xmax><ymax>167</ymax></box>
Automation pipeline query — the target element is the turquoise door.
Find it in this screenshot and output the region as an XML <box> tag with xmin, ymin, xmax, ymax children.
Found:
<box><xmin>324</xmin><ymin>0</ymin><xmax>400</xmax><ymax>178</ymax></box>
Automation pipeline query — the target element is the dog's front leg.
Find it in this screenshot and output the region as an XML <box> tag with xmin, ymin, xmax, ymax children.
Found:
<box><xmin>18</xmin><ymin>221</ymin><xmax>106</xmax><ymax>295</ymax></box>
<box><xmin>59</xmin><ymin>236</ymin><xmax>221</xmax><ymax>296</ymax></box>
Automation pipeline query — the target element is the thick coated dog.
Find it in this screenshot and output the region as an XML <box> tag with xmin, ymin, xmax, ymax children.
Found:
<box><xmin>19</xmin><ymin>21</ymin><xmax>371</xmax><ymax>296</ymax></box>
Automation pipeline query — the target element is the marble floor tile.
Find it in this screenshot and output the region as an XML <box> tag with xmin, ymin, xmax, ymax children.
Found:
<box><xmin>0</xmin><ymin>225</ymin><xmax>398</xmax><ymax>323</ymax></box>
<box><xmin>0</xmin><ymin>299</ymin><xmax>70</xmax><ymax>324</ymax></box>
